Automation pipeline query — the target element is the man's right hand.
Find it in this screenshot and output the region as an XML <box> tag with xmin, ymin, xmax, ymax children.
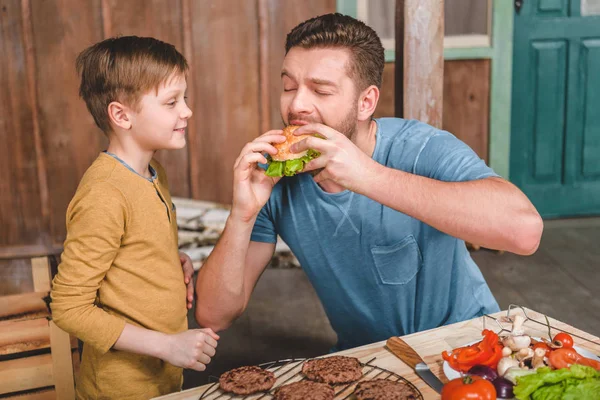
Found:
<box><xmin>163</xmin><ymin>328</ymin><xmax>219</xmax><ymax>371</ymax></box>
<box><xmin>231</xmin><ymin>130</ymin><xmax>285</xmax><ymax>223</ymax></box>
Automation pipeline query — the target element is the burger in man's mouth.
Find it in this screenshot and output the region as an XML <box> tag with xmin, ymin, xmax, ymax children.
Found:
<box><xmin>265</xmin><ymin>125</ymin><xmax>320</xmax><ymax>177</ymax></box>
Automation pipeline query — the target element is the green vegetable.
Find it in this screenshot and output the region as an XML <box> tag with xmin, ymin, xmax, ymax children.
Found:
<box><xmin>504</xmin><ymin>367</ymin><xmax>537</xmax><ymax>385</ymax></box>
<box><xmin>514</xmin><ymin>365</ymin><xmax>600</xmax><ymax>400</ymax></box>
<box><xmin>265</xmin><ymin>149</ymin><xmax>320</xmax><ymax>177</ymax></box>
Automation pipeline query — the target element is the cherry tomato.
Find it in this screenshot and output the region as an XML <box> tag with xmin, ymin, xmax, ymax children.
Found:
<box><xmin>553</xmin><ymin>332</ymin><xmax>574</xmax><ymax>348</ymax></box>
<box><xmin>441</xmin><ymin>375</ymin><xmax>496</xmax><ymax>400</ymax></box>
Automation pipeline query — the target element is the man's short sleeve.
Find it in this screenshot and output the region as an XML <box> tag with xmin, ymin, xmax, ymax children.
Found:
<box><xmin>413</xmin><ymin>131</ymin><xmax>499</xmax><ymax>182</ymax></box>
<box><xmin>250</xmin><ymin>202</ymin><xmax>277</xmax><ymax>243</ymax></box>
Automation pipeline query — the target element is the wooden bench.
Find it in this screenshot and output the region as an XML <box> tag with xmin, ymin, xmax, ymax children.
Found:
<box><xmin>0</xmin><ymin>256</ymin><xmax>78</xmax><ymax>399</ymax></box>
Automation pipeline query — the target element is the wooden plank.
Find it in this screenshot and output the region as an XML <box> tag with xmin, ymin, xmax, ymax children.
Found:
<box><xmin>394</xmin><ymin>0</ymin><xmax>405</xmax><ymax>117</ymax></box>
<box><xmin>49</xmin><ymin>321</ymin><xmax>75</xmax><ymax>400</ymax></box>
<box><xmin>4</xmin><ymin>388</ymin><xmax>56</xmax><ymax>400</ymax></box>
<box><xmin>489</xmin><ymin>0</ymin><xmax>514</xmax><ymax>178</ymax></box>
<box><xmin>442</xmin><ymin>59</ymin><xmax>491</xmax><ymax>162</ymax></box>
<box><xmin>153</xmin><ymin>309</ymin><xmax>600</xmax><ymax>400</ymax></box>
<box><xmin>102</xmin><ymin>0</ymin><xmax>190</xmax><ymax>198</ymax></box>
<box><xmin>0</xmin><ymin>292</ymin><xmax>49</xmax><ymax>319</ymax></box>
<box><xmin>0</xmin><ymin>318</ymin><xmax>49</xmax><ymax>355</ymax></box>
<box><xmin>374</xmin><ymin>63</ymin><xmax>395</xmax><ymax>118</ymax></box>
<box><xmin>401</xmin><ymin>0</ymin><xmax>445</xmax><ymax>128</ymax></box>
<box><xmin>187</xmin><ymin>0</ymin><xmax>262</xmax><ymax>204</ymax></box>
<box><xmin>258</xmin><ymin>0</ymin><xmax>270</xmax><ymax>134</ymax></box>
<box><xmin>265</xmin><ymin>0</ymin><xmax>337</xmax><ymax>129</ymax></box>
<box><xmin>30</xmin><ymin>258</ymin><xmax>50</xmax><ymax>293</ymax></box>
<box><xmin>0</xmin><ymin>259</ymin><xmax>33</xmax><ymax>296</ymax></box>
<box><xmin>29</xmin><ymin>0</ymin><xmax>106</xmax><ymax>244</ymax></box>
<box><xmin>0</xmin><ymin>0</ymin><xmax>47</xmax><ymax>249</ymax></box>
<box><xmin>0</xmin><ymin>353</ymin><xmax>53</xmax><ymax>395</ymax></box>
<box><xmin>0</xmin><ymin>245</ymin><xmax>62</xmax><ymax>261</ymax></box>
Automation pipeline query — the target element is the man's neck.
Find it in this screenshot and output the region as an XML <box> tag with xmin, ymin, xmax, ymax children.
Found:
<box><xmin>350</xmin><ymin>119</ymin><xmax>377</xmax><ymax>158</ymax></box>
<box><xmin>107</xmin><ymin>135</ymin><xmax>155</xmax><ymax>179</ymax></box>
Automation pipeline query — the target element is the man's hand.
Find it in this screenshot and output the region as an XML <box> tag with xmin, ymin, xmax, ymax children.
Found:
<box><xmin>179</xmin><ymin>252</ymin><xmax>194</xmax><ymax>309</ymax></box>
<box><xmin>291</xmin><ymin>123</ymin><xmax>377</xmax><ymax>192</ymax></box>
<box><xmin>231</xmin><ymin>130</ymin><xmax>286</xmax><ymax>223</ymax></box>
<box><xmin>163</xmin><ymin>328</ymin><xmax>219</xmax><ymax>371</ymax></box>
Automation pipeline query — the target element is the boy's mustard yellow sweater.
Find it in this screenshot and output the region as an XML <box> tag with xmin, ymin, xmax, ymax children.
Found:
<box><xmin>51</xmin><ymin>152</ymin><xmax>188</xmax><ymax>399</ymax></box>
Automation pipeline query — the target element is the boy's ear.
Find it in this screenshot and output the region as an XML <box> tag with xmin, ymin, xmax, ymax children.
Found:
<box><xmin>107</xmin><ymin>101</ymin><xmax>132</xmax><ymax>130</ymax></box>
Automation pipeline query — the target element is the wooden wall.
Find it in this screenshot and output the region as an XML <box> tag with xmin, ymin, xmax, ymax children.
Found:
<box><xmin>375</xmin><ymin>60</ymin><xmax>491</xmax><ymax>162</ymax></box>
<box><xmin>0</xmin><ymin>0</ymin><xmax>490</xmax><ymax>276</ymax></box>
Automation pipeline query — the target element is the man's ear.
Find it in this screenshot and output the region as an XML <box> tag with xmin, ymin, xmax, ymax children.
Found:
<box><xmin>357</xmin><ymin>85</ymin><xmax>380</xmax><ymax>122</ymax></box>
<box><xmin>107</xmin><ymin>101</ymin><xmax>132</xmax><ymax>130</ymax></box>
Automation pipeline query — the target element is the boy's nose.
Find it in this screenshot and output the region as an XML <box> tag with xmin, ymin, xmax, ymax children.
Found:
<box><xmin>181</xmin><ymin>104</ymin><xmax>193</xmax><ymax>119</ymax></box>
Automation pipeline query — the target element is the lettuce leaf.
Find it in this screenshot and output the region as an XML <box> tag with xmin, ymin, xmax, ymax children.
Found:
<box><xmin>265</xmin><ymin>149</ymin><xmax>320</xmax><ymax>177</ymax></box>
<box><xmin>514</xmin><ymin>365</ymin><xmax>600</xmax><ymax>400</ymax></box>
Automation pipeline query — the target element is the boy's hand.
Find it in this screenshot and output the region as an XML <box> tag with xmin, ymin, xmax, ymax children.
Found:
<box><xmin>164</xmin><ymin>328</ymin><xmax>219</xmax><ymax>371</ymax></box>
<box><xmin>179</xmin><ymin>252</ymin><xmax>194</xmax><ymax>309</ymax></box>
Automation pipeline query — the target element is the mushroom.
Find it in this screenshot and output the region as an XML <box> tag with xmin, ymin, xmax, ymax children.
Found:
<box><xmin>502</xmin><ymin>315</ymin><xmax>531</xmax><ymax>351</ymax></box>
<box><xmin>515</xmin><ymin>347</ymin><xmax>534</xmax><ymax>362</ymax></box>
<box><xmin>502</xmin><ymin>346</ymin><xmax>513</xmax><ymax>357</ymax></box>
<box><xmin>531</xmin><ymin>347</ymin><xmax>546</xmax><ymax>369</ymax></box>
<box><xmin>497</xmin><ymin>357</ymin><xmax>520</xmax><ymax>377</ymax></box>
<box><xmin>541</xmin><ymin>337</ymin><xmax>563</xmax><ymax>349</ymax></box>
<box><xmin>516</xmin><ymin>348</ymin><xmax>536</xmax><ymax>369</ymax></box>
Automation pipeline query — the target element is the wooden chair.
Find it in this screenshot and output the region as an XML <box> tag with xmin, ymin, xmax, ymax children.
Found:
<box><xmin>0</xmin><ymin>256</ymin><xmax>78</xmax><ymax>399</ymax></box>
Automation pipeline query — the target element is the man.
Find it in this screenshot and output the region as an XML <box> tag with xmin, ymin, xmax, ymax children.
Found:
<box><xmin>195</xmin><ymin>14</ymin><xmax>543</xmax><ymax>351</ymax></box>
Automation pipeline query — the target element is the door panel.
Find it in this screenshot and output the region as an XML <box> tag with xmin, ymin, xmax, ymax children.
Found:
<box><xmin>511</xmin><ymin>0</ymin><xmax>600</xmax><ymax>217</ymax></box>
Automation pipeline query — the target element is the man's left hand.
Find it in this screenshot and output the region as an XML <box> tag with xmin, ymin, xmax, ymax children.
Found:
<box><xmin>291</xmin><ymin>123</ymin><xmax>377</xmax><ymax>192</ymax></box>
<box><xmin>179</xmin><ymin>252</ymin><xmax>195</xmax><ymax>309</ymax></box>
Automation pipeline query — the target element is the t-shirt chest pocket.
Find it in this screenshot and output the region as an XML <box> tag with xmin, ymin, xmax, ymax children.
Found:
<box><xmin>370</xmin><ymin>234</ymin><xmax>423</xmax><ymax>285</ymax></box>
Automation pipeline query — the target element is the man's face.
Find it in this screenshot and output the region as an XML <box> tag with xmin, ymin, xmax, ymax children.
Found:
<box><xmin>280</xmin><ymin>47</ymin><xmax>359</xmax><ymax>137</ymax></box>
<box><xmin>129</xmin><ymin>73</ymin><xmax>192</xmax><ymax>151</ymax></box>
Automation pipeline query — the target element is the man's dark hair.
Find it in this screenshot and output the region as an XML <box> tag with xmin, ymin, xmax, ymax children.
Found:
<box><xmin>285</xmin><ymin>13</ymin><xmax>385</xmax><ymax>91</ymax></box>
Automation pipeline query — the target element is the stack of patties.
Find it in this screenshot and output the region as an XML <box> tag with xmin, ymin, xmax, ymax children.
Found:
<box><xmin>265</xmin><ymin>125</ymin><xmax>320</xmax><ymax>177</ymax></box>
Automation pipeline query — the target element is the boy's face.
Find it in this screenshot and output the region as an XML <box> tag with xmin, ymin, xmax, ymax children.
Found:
<box><xmin>280</xmin><ymin>47</ymin><xmax>359</xmax><ymax>137</ymax></box>
<box><xmin>129</xmin><ymin>74</ymin><xmax>192</xmax><ymax>151</ymax></box>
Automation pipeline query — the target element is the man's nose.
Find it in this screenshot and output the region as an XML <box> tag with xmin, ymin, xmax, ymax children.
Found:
<box><xmin>289</xmin><ymin>88</ymin><xmax>312</xmax><ymax>115</ymax></box>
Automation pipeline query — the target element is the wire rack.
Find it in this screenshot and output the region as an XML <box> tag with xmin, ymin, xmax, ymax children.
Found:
<box><xmin>482</xmin><ymin>304</ymin><xmax>600</xmax><ymax>349</ymax></box>
<box><xmin>199</xmin><ymin>356</ymin><xmax>423</xmax><ymax>399</ymax></box>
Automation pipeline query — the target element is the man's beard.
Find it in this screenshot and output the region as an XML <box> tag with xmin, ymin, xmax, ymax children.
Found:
<box><xmin>285</xmin><ymin>105</ymin><xmax>359</xmax><ymax>178</ymax></box>
<box><xmin>285</xmin><ymin>104</ymin><xmax>359</xmax><ymax>139</ymax></box>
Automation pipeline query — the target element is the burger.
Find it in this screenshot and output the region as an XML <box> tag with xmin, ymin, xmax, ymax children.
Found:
<box><xmin>265</xmin><ymin>125</ymin><xmax>320</xmax><ymax>177</ymax></box>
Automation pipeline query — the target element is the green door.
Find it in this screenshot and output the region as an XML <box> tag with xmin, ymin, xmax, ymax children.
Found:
<box><xmin>510</xmin><ymin>0</ymin><xmax>600</xmax><ymax>218</ymax></box>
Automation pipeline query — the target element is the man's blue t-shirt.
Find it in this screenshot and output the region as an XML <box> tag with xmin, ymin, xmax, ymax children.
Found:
<box><xmin>251</xmin><ymin>118</ymin><xmax>500</xmax><ymax>350</ymax></box>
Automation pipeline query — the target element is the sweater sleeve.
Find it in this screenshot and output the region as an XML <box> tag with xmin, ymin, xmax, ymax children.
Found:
<box><xmin>50</xmin><ymin>181</ymin><xmax>128</xmax><ymax>354</ymax></box>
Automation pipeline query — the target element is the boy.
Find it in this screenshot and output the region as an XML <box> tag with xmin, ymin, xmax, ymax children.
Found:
<box><xmin>51</xmin><ymin>36</ymin><xmax>218</xmax><ymax>399</ymax></box>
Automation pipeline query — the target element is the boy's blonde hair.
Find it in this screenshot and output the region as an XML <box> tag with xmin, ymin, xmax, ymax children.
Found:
<box><xmin>76</xmin><ymin>36</ymin><xmax>188</xmax><ymax>133</ymax></box>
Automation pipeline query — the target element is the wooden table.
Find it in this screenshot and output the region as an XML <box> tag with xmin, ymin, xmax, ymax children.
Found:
<box><xmin>154</xmin><ymin>307</ymin><xmax>600</xmax><ymax>400</ymax></box>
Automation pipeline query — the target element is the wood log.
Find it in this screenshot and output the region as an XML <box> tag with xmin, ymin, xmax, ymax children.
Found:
<box><xmin>0</xmin><ymin>292</ymin><xmax>50</xmax><ymax>319</ymax></box>
<box><xmin>0</xmin><ymin>354</ymin><xmax>53</xmax><ymax>395</ymax></box>
<box><xmin>0</xmin><ymin>318</ymin><xmax>49</xmax><ymax>355</ymax></box>
<box><xmin>396</xmin><ymin>0</ymin><xmax>445</xmax><ymax>128</ymax></box>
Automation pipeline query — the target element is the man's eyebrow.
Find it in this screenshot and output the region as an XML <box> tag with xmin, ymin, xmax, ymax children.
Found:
<box><xmin>309</xmin><ymin>78</ymin><xmax>337</xmax><ymax>87</ymax></box>
<box><xmin>281</xmin><ymin>70</ymin><xmax>294</xmax><ymax>79</ymax></box>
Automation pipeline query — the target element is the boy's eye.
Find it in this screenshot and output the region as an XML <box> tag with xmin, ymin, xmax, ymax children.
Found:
<box><xmin>167</xmin><ymin>100</ymin><xmax>177</xmax><ymax>106</ymax></box>
<box><xmin>283</xmin><ymin>88</ymin><xmax>296</xmax><ymax>92</ymax></box>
